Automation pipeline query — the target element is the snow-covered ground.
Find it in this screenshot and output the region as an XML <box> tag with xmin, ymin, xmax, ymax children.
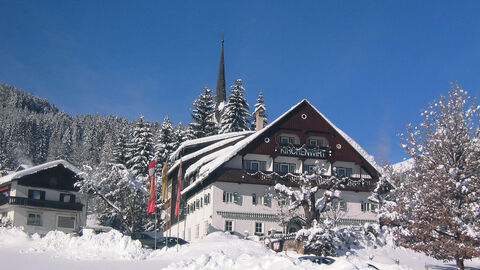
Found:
<box><xmin>1</xmin><ymin>227</ymin><xmax>479</xmax><ymax>270</ymax></box>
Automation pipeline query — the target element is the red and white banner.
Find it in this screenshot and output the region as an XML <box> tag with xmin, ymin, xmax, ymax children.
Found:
<box><xmin>174</xmin><ymin>161</ymin><xmax>183</xmax><ymax>216</ymax></box>
<box><xmin>147</xmin><ymin>160</ymin><xmax>156</xmax><ymax>214</ymax></box>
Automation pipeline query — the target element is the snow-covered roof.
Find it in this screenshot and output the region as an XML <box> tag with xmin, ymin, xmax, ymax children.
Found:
<box><xmin>170</xmin><ymin>131</ymin><xmax>254</xmax><ymax>161</ymax></box>
<box><xmin>181</xmin><ymin>99</ymin><xmax>382</xmax><ymax>195</ymax></box>
<box><xmin>392</xmin><ymin>158</ymin><xmax>414</xmax><ymax>173</ymax></box>
<box><xmin>167</xmin><ymin>135</ymin><xmax>250</xmax><ymax>175</ymax></box>
<box><xmin>0</xmin><ymin>160</ymin><xmax>80</xmax><ymax>185</ymax></box>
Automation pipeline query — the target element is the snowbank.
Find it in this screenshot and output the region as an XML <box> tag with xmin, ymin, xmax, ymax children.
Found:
<box><xmin>0</xmin><ymin>227</ymin><xmax>148</xmax><ymax>261</ymax></box>
<box><xmin>1</xmin><ymin>227</ymin><xmax>479</xmax><ymax>269</ymax></box>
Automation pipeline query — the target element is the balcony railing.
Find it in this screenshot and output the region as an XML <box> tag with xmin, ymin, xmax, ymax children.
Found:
<box><xmin>216</xmin><ymin>168</ymin><xmax>377</xmax><ymax>192</ymax></box>
<box><xmin>0</xmin><ymin>196</ymin><xmax>83</xmax><ymax>211</ymax></box>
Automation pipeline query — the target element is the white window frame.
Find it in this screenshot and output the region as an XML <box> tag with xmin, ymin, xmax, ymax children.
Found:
<box><xmin>336</xmin><ymin>167</ymin><xmax>352</xmax><ymax>178</ymax></box>
<box><xmin>274</xmin><ymin>162</ymin><xmax>296</xmax><ymax>173</ymax></box>
<box><xmin>255</xmin><ymin>222</ymin><xmax>263</xmax><ymax>235</ymax></box>
<box><xmin>27</xmin><ymin>212</ymin><xmax>42</xmax><ymax>226</ymax></box>
<box><xmin>244</xmin><ymin>160</ymin><xmax>266</xmax><ymax>171</ymax></box>
<box><xmin>225</xmin><ymin>220</ymin><xmax>233</xmax><ymax>232</ymax></box>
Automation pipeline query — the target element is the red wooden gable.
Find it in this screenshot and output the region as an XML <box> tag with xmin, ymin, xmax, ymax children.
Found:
<box><xmin>242</xmin><ymin>100</ymin><xmax>380</xmax><ymax>178</ymax></box>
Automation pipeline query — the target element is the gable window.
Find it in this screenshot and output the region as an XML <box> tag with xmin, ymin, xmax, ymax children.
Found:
<box><xmin>255</xmin><ymin>222</ymin><xmax>263</xmax><ymax>235</ymax></box>
<box><xmin>307</xmin><ymin>137</ymin><xmax>328</xmax><ymax>147</ymax></box>
<box><xmin>28</xmin><ymin>190</ymin><xmax>45</xmax><ymax>200</ymax></box>
<box><xmin>57</xmin><ymin>216</ymin><xmax>75</xmax><ymax>229</ymax></box>
<box><xmin>279</xmin><ymin>135</ymin><xmax>296</xmax><ymax>145</ymax></box>
<box><xmin>60</xmin><ymin>193</ymin><xmax>75</xmax><ymax>203</ymax></box>
<box><xmin>27</xmin><ymin>213</ymin><xmax>42</xmax><ymax>226</ymax></box>
<box><xmin>336</xmin><ymin>167</ymin><xmax>352</xmax><ymax>178</ymax></box>
<box><xmin>274</xmin><ymin>162</ymin><xmax>296</xmax><ymax>173</ymax></box>
<box><xmin>244</xmin><ymin>160</ymin><xmax>266</xmax><ymax>171</ymax></box>
<box><xmin>225</xmin><ymin>220</ymin><xmax>233</xmax><ymax>232</ymax></box>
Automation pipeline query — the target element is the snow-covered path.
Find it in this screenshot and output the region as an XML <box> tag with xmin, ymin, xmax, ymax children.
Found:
<box><xmin>1</xmin><ymin>227</ymin><xmax>479</xmax><ymax>270</ymax></box>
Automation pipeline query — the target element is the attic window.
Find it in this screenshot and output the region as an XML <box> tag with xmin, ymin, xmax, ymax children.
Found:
<box><xmin>301</xmin><ymin>114</ymin><xmax>307</xmax><ymax>119</ymax></box>
<box><xmin>49</xmin><ymin>177</ymin><xmax>57</xmax><ymax>187</ymax></box>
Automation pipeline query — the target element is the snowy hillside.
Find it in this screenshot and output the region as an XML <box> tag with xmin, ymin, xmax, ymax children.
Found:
<box><xmin>1</xmin><ymin>227</ymin><xmax>479</xmax><ymax>269</ymax></box>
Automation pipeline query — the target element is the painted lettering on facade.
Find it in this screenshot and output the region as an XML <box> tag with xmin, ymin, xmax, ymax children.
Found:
<box><xmin>278</xmin><ymin>145</ymin><xmax>330</xmax><ymax>159</ymax></box>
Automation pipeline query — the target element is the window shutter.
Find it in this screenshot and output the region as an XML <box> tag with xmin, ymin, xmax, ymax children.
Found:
<box><xmin>252</xmin><ymin>194</ymin><xmax>257</xmax><ymax>205</ymax></box>
<box><xmin>223</xmin><ymin>191</ymin><xmax>226</xmax><ymax>202</ymax></box>
<box><xmin>340</xmin><ymin>201</ymin><xmax>347</xmax><ymax>211</ymax></box>
<box><xmin>263</xmin><ymin>195</ymin><xmax>269</xmax><ymax>206</ymax></box>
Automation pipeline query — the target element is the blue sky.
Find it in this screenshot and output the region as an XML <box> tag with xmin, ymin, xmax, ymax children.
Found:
<box><xmin>1</xmin><ymin>1</ymin><xmax>480</xmax><ymax>164</ymax></box>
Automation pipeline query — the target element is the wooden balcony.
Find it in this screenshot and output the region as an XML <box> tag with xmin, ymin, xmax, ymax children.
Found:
<box><xmin>0</xmin><ymin>196</ymin><xmax>83</xmax><ymax>211</ymax></box>
<box><xmin>215</xmin><ymin>168</ymin><xmax>377</xmax><ymax>192</ymax></box>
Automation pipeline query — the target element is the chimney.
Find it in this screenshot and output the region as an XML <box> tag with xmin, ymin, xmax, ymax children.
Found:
<box><xmin>255</xmin><ymin>106</ymin><xmax>266</xmax><ymax>131</ymax></box>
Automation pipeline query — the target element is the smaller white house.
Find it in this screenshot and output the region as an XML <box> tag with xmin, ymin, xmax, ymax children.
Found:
<box><xmin>0</xmin><ymin>160</ymin><xmax>86</xmax><ymax>235</ymax></box>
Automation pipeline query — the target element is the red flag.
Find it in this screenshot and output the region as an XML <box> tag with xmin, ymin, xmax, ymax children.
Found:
<box><xmin>174</xmin><ymin>161</ymin><xmax>183</xmax><ymax>216</ymax></box>
<box><xmin>147</xmin><ymin>160</ymin><xmax>156</xmax><ymax>214</ymax></box>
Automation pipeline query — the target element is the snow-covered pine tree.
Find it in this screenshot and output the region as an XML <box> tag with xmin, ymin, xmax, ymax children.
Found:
<box><xmin>155</xmin><ymin>116</ymin><xmax>177</xmax><ymax>164</ymax></box>
<box><xmin>110</xmin><ymin>131</ymin><xmax>130</xmax><ymax>167</ymax></box>
<box><xmin>188</xmin><ymin>86</ymin><xmax>218</xmax><ymax>139</ymax></box>
<box><xmin>385</xmin><ymin>83</ymin><xmax>480</xmax><ymax>270</ymax></box>
<box><xmin>251</xmin><ymin>91</ymin><xmax>267</xmax><ymax>130</ymax></box>
<box><xmin>127</xmin><ymin>116</ymin><xmax>154</xmax><ymax>177</ymax></box>
<box><xmin>220</xmin><ymin>79</ymin><xmax>251</xmax><ymax>133</ymax></box>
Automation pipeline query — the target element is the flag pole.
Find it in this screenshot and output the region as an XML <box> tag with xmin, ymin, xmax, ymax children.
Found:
<box><xmin>154</xmin><ymin>166</ymin><xmax>157</xmax><ymax>250</ymax></box>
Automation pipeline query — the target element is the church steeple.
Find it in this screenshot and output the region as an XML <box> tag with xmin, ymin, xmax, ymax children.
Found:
<box><xmin>215</xmin><ymin>38</ymin><xmax>226</xmax><ymax>107</ymax></box>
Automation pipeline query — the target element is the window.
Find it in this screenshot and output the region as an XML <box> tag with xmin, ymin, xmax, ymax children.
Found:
<box><xmin>57</xmin><ymin>216</ymin><xmax>75</xmax><ymax>228</ymax></box>
<box><xmin>244</xmin><ymin>160</ymin><xmax>266</xmax><ymax>171</ymax></box>
<box><xmin>336</xmin><ymin>167</ymin><xmax>352</xmax><ymax>178</ymax></box>
<box><xmin>331</xmin><ymin>200</ymin><xmax>347</xmax><ymax>212</ymax></box>
<box><xmin>255</xmin><ymin>222</ymin><xmax>263</xmax><ymax>235</ymax></box>
<box><xmin>279</xmin><ymin>135</ymin><xmax>296</xmax><ymax>144</ymax></box>
<box><xmin>307</xmin><ymin>137</ymin><xmax>328</xmax><ymax>147</ymax></box>
<box><xmin>263</xmin><ymin>194</ymin><xmax>271</xmax><ymax>207</ymax></box>
<box><xmin>223</xmin><ymin>191</ymin><xmax>239</xmax><ymax>203</ymax></box>
<box><xmin>204</xmin><ymin>193</ymin><xmax>210</xmax><ymax>205</ymax></box>
<box><xmin>361</xmin><ymin>202</ymin><xmax>378</xmax><ymax>213</ymax></box>
<box><xmin>27</xmin><ymin>213</ymin><xmax>42</xmax><ymax>226</ymax></box>
<box><xmin>274</xmin><ymin>163</ymin><xmax>296</xmax><ymax>173</ymax></box>
<box><xmin>196</xmin><ymin>199</ymin><xmax>200</xmax><ymax>209</ymax></box>
<box><xmin>304</xmin><ymin>165</ymin><xmax>315</xmax><ymax>174</ymax></box>
<box><xmin>252</xmin><ymin>193</ymin><xmax>257</xmax><ymax>205</ymax></box>
<box><xmin>28</xmin><ymin>190</ymin><xmax>45</xmax><ymax>200</ymax></box>
<box><xmin>60</xmin><ymin>193</ymin><xmax>75</xmax><ymax>203</ymax></box>
<box><xmin>225</xmin><ymin>220</ymin><xmax>233</xmax><ymax>232</ymax></box>
<box><xmin>49</xmin><ymin>177</ymin><xmax>57</xmax><ymax>187</ymax></box>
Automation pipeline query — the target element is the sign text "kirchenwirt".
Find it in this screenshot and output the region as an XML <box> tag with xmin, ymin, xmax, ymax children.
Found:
<box><xmin>278</xmin><ymin>145</ymin><xmax>330</xmax><ymax>159</ymax></box>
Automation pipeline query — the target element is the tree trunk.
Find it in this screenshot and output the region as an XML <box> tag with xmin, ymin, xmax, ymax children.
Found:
<box><xmin>456</xmin><ymin>257</ymin><xmax>464</xmax><ymax>270</ymax></box>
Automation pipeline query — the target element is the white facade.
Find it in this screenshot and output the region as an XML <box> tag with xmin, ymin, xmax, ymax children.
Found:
<box><xmin>165</xmin><ymin>100</ymin><xmax>381</xmax><ymax>240</ymax></box>
<box><xmin>0</xmin><ymin>160</ymin><xmax>86</xmax><ymax>235</ymax></box>
<box><xmin>167</xmin><ymin>155</ymin><xmax>378</xmax><ymax>241</ymax></box>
